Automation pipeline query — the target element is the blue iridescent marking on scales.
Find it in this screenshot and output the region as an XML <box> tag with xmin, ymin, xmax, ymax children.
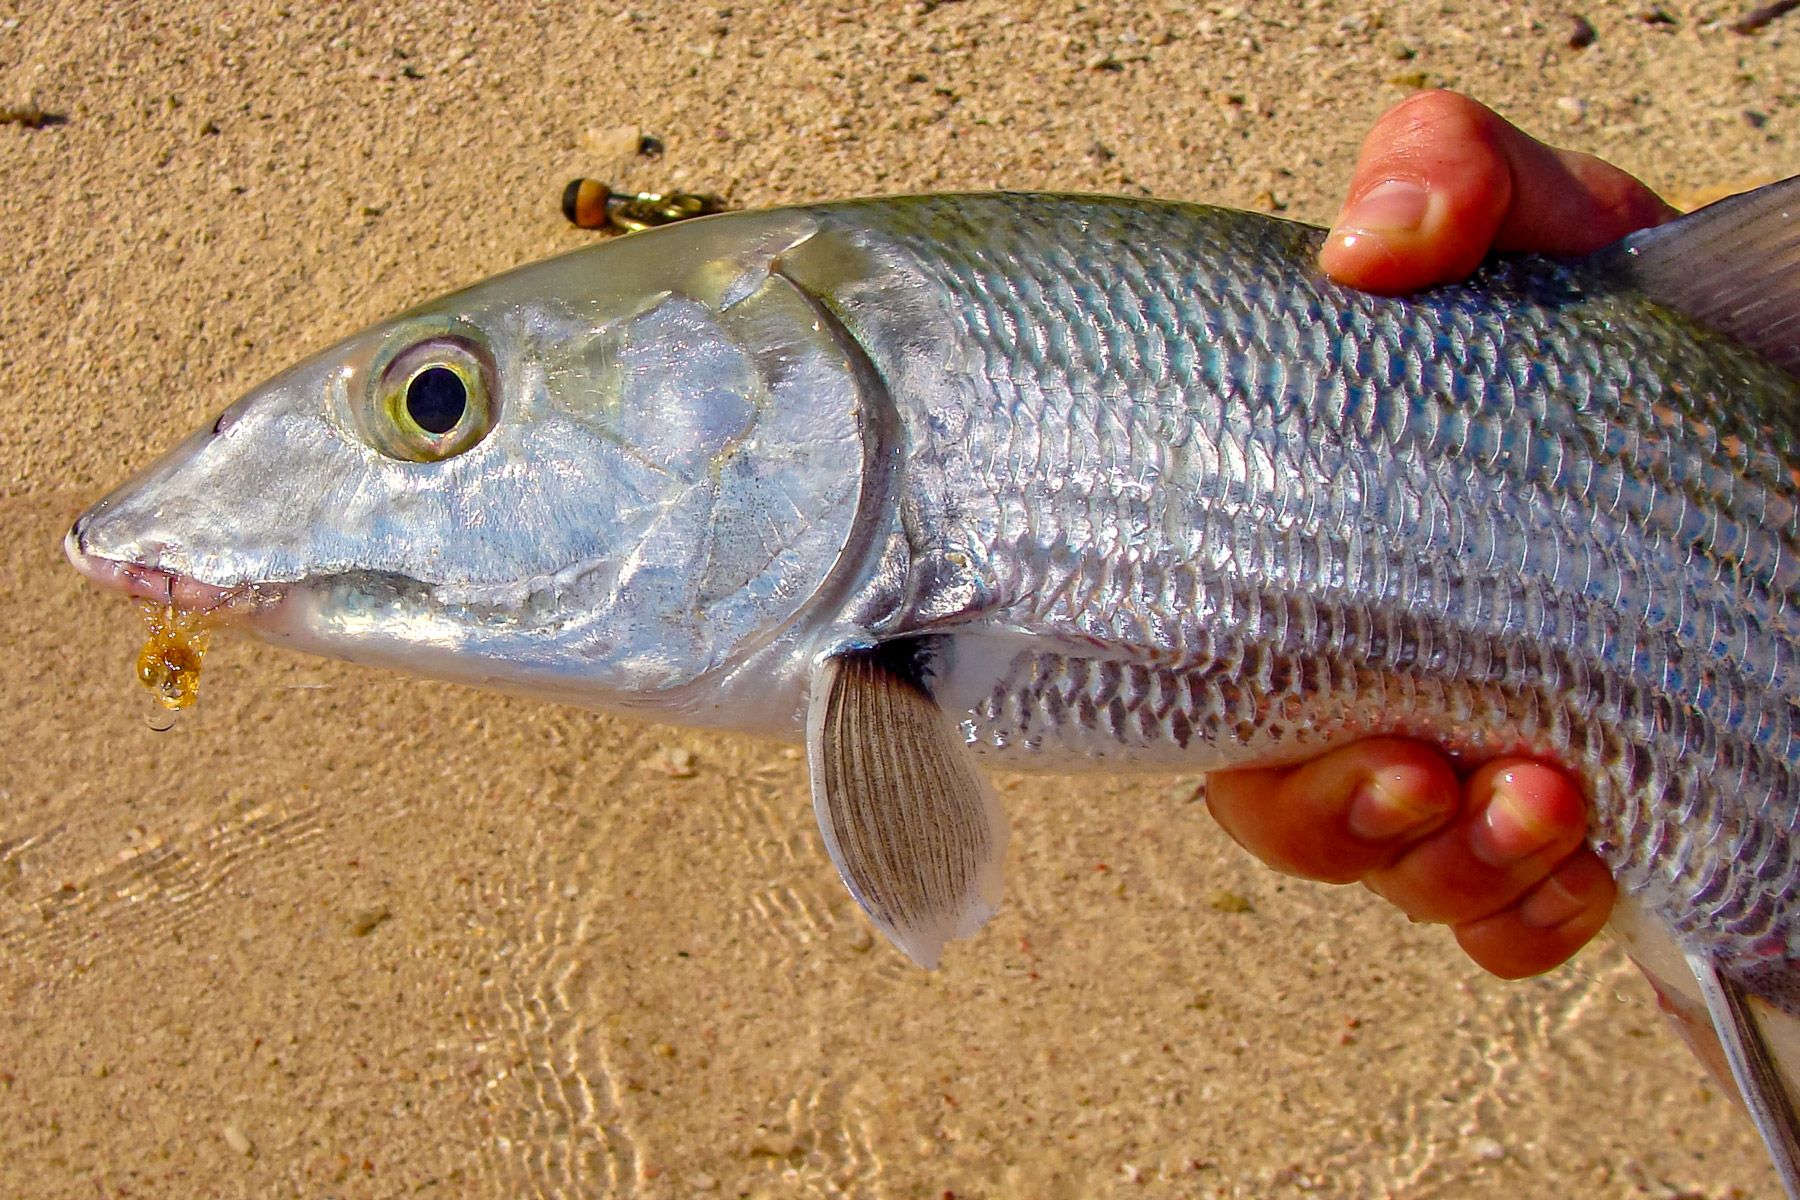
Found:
<box><xmin>811</xmin><ymin>194</ymin><xmax>1799</xmax><ymax>969</ymax></box>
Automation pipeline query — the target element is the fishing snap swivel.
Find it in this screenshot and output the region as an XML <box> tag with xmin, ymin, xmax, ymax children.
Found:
<box><xmin>561</xmin><ymin>179</ymin><xmax>726</xmax><ymax>233</ymax></box>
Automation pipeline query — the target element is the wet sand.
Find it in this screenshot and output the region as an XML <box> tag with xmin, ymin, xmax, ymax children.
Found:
<box><xmin>3</xmin><ymin>2</ymin><xmax>1796</xmax><ymax>1197</ymax></box>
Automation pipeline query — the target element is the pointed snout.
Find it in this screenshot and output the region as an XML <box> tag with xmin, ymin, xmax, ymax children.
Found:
<box><xmin>64</xmin><ymin>509</ymin><xmax>249</xmax><ymax>611</ymax></box>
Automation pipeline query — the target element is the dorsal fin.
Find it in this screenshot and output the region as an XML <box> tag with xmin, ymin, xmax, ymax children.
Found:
<box><xmin>1598</xmin><ymin>175</ymin><xmax>1800</xmax><ymax>378</ymax></box>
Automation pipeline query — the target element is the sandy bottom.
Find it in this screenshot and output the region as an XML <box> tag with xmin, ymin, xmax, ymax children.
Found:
<box><xmin>4</xmin><ymin>2</ymin><xmax>1796</xmax><ymax>1197</ymax></box>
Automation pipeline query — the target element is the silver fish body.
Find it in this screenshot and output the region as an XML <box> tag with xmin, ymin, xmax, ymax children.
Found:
<box><xmin>822</xmin><ymin>196</ymin><xmax>1800</xmax><ymax>960</ymax></box>
<box><xmin>66</xmin><ymin>188</ymin><xmax>1800</xmax><ymax>1186</ymax></box>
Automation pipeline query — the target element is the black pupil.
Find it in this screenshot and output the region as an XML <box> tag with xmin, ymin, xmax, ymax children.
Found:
<box><xmin>406</xmin><ymin>367</ymin><xmax>467</xmax><ymax>434</ymax></box>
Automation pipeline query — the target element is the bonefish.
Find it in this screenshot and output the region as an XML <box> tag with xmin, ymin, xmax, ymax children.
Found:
<box><xmin>66</xmin><ymin>182</ymin><xmax>1800</xmax><ymax>1191</ymax></box>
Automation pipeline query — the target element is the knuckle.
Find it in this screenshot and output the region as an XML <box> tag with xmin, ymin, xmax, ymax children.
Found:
<box><xmin>1381</xmin><ymin>88</ymin><xmax>1492</xmax><ymax>142</ymax></box>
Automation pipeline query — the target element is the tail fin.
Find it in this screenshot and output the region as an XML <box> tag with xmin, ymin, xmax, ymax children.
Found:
<box><xmin>1688</xmin><ymin>953</ymin><xmax>1800</xmax><ymax>1199</ymax></box>
<box><xmin>1596</xmin><ymin>174</ymin><xmax>1800</xmax><ymax>378</ymax></box>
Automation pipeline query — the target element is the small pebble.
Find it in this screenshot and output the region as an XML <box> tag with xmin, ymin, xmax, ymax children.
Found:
<box><xmin>748</xmin><ymin>1131</ymin><xmax>797</xmax><ymax>1158</ymax></box>
<box><xmin>1470</xmin><ymin>1136</ymin><xmax>1507</xmax><ymax>1162</ymax></box>
<box><xmin>847</xmin><ymin>926</ymin><xmax>875</xmax><ymax>952</ymax></box>
<box><xmin>1567</xmin><ymin>14</ymin><xmax>1598</xmax><ymax>48</ymax></box>
<box><xmin>0</xmin><ymin>96</ymin><xmax>48</xmax><ymax>127</ymax></box>
<box><xmin>658</xmin><ymin>748</ymin><xmax>698</xmax><ymax>778</ymax></box>
<box><xmin>350</xmin><ymin>905</ymin><xmax>392</xmax><ymax>936</ymax></box>
<box><xmin>222</xmin><ymin>1123</ymin><xmax>254</xmax><ymax>1157</ymax></box>
<box><xmin>580</xmin><ymin>123</ymin><xmax>643</xmax><ymax>162</ymax></box>
<box><xmin>1731</xmin><ymin>0</ymin><xmax>1800</xmax><ymax>34</ymax></box>
<box><xmin>1554</xmin><ymin>95</ymin><xmax>1588</xmax><ymax>124</ymax></box>
<box><xmin>1207</xmin><ymin>889</ymin><xmax>1253</xmax><ymax>914</ymax></box>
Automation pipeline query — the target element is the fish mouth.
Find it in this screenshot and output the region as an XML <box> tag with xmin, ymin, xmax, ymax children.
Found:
<box><xmin>63</xmin><ymin>517</ymin><xmax>283</xmax><ymax>615</ymax></box>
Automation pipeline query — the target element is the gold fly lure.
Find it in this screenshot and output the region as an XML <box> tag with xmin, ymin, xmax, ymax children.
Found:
<box><xmin>134</xmin><ymin>600</ymin><xmax>212</xmax><ymax>731</ymax></box>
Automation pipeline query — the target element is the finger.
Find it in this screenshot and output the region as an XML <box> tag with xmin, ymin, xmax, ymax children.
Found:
<box><xmin>1453</xmin><ymin>851</ymin><xmax>1617</xmax><ymax>979</ymax></box>
<box><xmin>1319</xmin><ymin>90</ymin><xmax>1676</xmax><ymax>294</ymax></box>
<box><xmin>1206</xmin><ymin>738</ymin><xmax>1460</xmax><ymax>885</ymax></box>
<box><xmin>1366</xmin><ymin>758</ymin><xmax>1589</xmax><ymax>925</ymax></box>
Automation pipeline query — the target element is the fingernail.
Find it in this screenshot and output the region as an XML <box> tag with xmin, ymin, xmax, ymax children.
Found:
<box><xmin>1519</xmin><ymin>863</ymin><xmax>1593</xmax><ymax>930</ymax></box>
<box><xmin>1471</xmin><ymin>776</ymin><xmax>1558</xmax><ymax>868</ymax></box>
<box><xmin>1336</xmin><ymin>178</ymin><xmax>1431</xmax><ymax>236</ymax></box>
<box><xmin>1346</xmin><ymin>780</ymin><xmax>1441</xmax><ymax>841</ymax></box>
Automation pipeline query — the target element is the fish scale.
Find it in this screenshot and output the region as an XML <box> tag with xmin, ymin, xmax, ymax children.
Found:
<box><xmin>815</xmin><ymin>194</ymin><xmax>1799</xmax><ymax>977</ymax></box>
<box><xmin>65</xmin><ymin>178</ymin><xmax>1800</xmax><ymax>1188</ymax></box>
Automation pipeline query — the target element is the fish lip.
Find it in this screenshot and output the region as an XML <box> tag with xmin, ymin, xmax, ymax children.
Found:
<box><xmin>63</xmin><ymin>518</ymin><xmax>283</xmax><ymax>615</ymax></box>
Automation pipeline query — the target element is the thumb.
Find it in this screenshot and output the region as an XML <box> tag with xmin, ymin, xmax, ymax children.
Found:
<box><xmin>1319</xmin><ymin>90</ymin><xmax>1674</xmax><ymax>295</ymax></box>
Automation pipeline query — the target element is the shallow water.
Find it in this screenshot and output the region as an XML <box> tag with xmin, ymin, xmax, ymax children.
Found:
<box><xmin>5</xmin><ymin>2</ymin><xmax>1795</xmax><ymax>1196</ymax></box>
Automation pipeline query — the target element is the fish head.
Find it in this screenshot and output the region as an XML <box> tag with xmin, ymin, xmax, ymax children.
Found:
<box><xmin>68</xmin><ymin>210</ymin><xmax>882</xmax><ymax>716</ymax></box>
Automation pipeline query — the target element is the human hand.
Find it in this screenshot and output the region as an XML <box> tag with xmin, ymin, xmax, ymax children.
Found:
<box><xmin>1207</xmin><ymin>92</ymin><xmax>1673</xmax><ymax>979</ymax></box>
<box><xmin>1318</xmin><ymin>89</ymin><xmax>1675</xmax><ymax>294</ymax></box>
<box><xmin>1207</xmin><ymin>740</ymin><xmax>1614</xmax><ymax>979</ymax></box>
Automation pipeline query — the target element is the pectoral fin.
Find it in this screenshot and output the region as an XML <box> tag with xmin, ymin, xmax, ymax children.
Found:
<box><xmin>806</xmin><ymin>642</ymin><xmax>1007</xmax><ymax>968</ymax></box>
<box><xmin>1687</xmin><ymin>953</ymin><xmax>1800</xmax><ymax>1200</ymax></box>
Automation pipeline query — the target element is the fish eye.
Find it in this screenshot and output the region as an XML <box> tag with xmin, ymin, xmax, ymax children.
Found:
<box><xmin>364</xmin><ymin>335</ymin><xmax>497</xmax><ymax>462</ymax></box>
<box><xmin>405</xmin><ymin>367</ymin><xmax>467</xmax><ymax>434</ymax></box>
